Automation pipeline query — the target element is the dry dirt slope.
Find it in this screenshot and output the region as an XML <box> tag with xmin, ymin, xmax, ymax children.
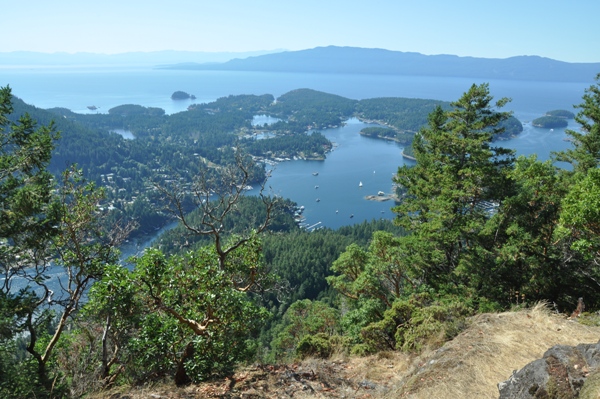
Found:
<box><xmin>96</xmin><ymin>303</ymin><xmax>600</xmax><ymax>399</ymax></box>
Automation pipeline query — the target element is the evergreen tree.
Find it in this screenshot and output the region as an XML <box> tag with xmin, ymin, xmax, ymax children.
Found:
<box><xmin>554</xmin><ymin>73</ymin><xmax>600</xmax><ymax>174</ymax></box>
<box><xmin>0</xmin><ymin>86</ymin><xmax>60</xmax><ymax>396</ymax></box>
<box><xmin>392</xmin><ymin>83</ymin><xmax>515</xmax><ymax>287</ymax></box>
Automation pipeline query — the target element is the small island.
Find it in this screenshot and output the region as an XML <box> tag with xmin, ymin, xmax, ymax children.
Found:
<box><xmin>365</xmin><ymin>192</ymin><xmax>399</xmax><ymax>202</ymax></box>
<box><xmin>532</xmin><ymin>109</ymin><xmax>574</xmax><ymax>129</ymax></box>
<box><xmin>359</xmin><ymin>126</ymin><xmax>414</xmax><ymax>144</ymax></box>
<box><xmin>171</xmin><ymin>91</ymin><xmax>196</xmax><ymax>100</ymax></box>
<box><xmin>545</xmin><ymin>109</ymin><xmax>575</xmax><ymax>119</ymax></box>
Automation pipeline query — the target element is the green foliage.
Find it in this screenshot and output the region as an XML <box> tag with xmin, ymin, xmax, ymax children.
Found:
<box><xmin>4</xmin><ymin>76</ymin><xmax>600</xmax><ymax>396</ymax></box>
<box><xmin>190</xmin><ymin>93</ymin><xmax>275</xmax><ymax>116</ymax></box>
<box><xmin>0</xmin><ymin>86</ymin><xmax>59</xmax><ymax>256</ymax></box>
<box><xmin>393</xmin><ymin>84</ymin><xmax>515</xmax><ymax>289</ymax></box>
<box><xmin>327</xmin><ymin>231</ymin><xmax>418</xmax><ymax>309</ymax></box>
<box><xmin>554</xmin><ymin>73</ymin><xmax>600</xmax><ymax>174</ymax></box>
<box><xmin>356</xmin><ymin>97</ymin><xmax>448</xmax><ymax>133</ymax></box>
<box><xmin>158</xmin><ymin>196</ymin><xmax>298</xmax><ymax>254</ymax></box>
<box><xmin>243</xmin><ymin>130</ymin><xmax>332</xmax><ymax>159</ymax></box>
<box><xmin>325</xmin><ymin>228</ymin><xmax>474</xmax><ymax>355</ymax></box>
<box><xmin>0</xmin><ymin>85</ymin><xmax>57</xmax><ymax>392</ymax></box>
<box><xmin>546</xmin><ymin>109</ymin><xmax>575</xmax><ymax>119</ymax></box>
<box><xmin>477</xmin><ymin>156</ymin><xmax>568</xmax><ymax>305</ymax></box>
<box><xmin>0</xmin><ymin>351</ymin><xmax>66</xmax><ymax>399</ymax></box>
<box><xmin>296</xmin><ymin>333</ymin><xmax>336</xmax><ymax>359</ymax></box>
<box><xmin>360</xmin><ymin>126</ymin><xmax>414</xmax><ymax>144</ymax></box>
<box><xmin>257</xmin><ymin>220</ymin><xmax>406</xmax><ymax>314</ymax></box>
<box><xmin>558</xmin><ymin>168</ymin><xmax>600</xmax><ymax>261</ymax></box>
<box><xmin>270</xmin><ymin>89</ymin><xmax>356</xmax><ymax>130</ymax></box>
<box><xmin>356</xmin><ymin>97</ymin><xmax>522</xmax><ymax>140</ymax></box>
<box><xmin>87</xmin><ymin>239</ymin><xmax>270</xmax><ymax>384</ymax></box>
<box><xmin>361</xmin><ymin>126</ymin><xmax>397</xmax><ymax>139</ymax></box>
<box><xmin>269</xmin><ymin>299</ymin><xmax>340</xmax><ymax>361</ymax></box>
<box><xmin>496</xmin><ymin>116</ymin><xmax>524</xmax><ymax>139</ymax></box>
<box><xmin>341</xmin><ymin>298</ymin><xmax>386</xmax><ymax>348</ymax></box>
<box><xmin>16</xmin><ymin>166</ymin><xmax>130</xmax><ymax>387</ymax></box>
<box><xmin>386</xmin><ymin>79</ymin><xmax>600</xmax><ymax>310</ymax></box>
<box><xmin>577</xmin><ymin>312</ymin><xmax>600</xmax><ymax>327</ymax></box>
<box><xmin>358</xmin><ymin>292</ymin><xmax>473</xmax><ymax>354</ymax></box>
<box><xmin>532</xmin><ymin>115</ymin><xmax>568</xmax><ymax>128</ymax></box>
<box><xmin>108</xmin><ymin>103</ymin><xmax>165</xmax><ymax>117</ymax></box>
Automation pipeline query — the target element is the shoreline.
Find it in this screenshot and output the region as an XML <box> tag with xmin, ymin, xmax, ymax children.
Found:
<box><xmin>401</xmin><ymin>151</ymin><xmax>416</xmax><ymax>161</ymax></box>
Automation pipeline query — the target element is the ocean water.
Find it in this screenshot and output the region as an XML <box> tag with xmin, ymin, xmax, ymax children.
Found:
<box><xmin>1</xmin><ymin>66</ymin><xmax>594</xmax><ymax>229</ymax></box>
<box><xmin>255</xmin><ymin>118</ymin><xmax>412</xmax><ymax>230</ymax></box>
<box><xmin>2</xmin><ymin>66</ymin><xmax>592</xmax><ymax>119</ymax></box>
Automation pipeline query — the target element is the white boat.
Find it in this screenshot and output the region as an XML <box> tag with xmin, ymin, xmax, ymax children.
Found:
<box><xmin>359</xmin><ymin>181</ymin><xmax>363</xmax><ymax>187</ymax></box>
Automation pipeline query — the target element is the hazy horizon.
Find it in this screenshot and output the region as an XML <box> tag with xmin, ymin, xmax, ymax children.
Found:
<box><xmin>2</xmin><ymin>1</ymin><xmax>599</xmax><ymax>63</ymax></box>
<box><xmin>2</xmin><ymin>47</ymin><xmax>599</xmax><ymax>71</ymax></box>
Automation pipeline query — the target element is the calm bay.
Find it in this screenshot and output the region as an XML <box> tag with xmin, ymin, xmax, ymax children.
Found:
<box><xmin>1</xmin><ymin>66</ymin><xmax>594</xmax><ymax>229</ymax></box>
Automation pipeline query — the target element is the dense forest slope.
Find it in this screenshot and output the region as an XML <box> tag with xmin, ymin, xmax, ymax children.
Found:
<box><xmin>163</xmin><ymin>46</ymin><xmax>600</xmax><ymax>82</ymax></box>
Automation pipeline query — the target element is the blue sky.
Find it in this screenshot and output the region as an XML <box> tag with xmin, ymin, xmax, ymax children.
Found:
<box><xmin>3</xmin><ymin>0</ymin><xmax>599</xmax><ymax>62</ymax></box>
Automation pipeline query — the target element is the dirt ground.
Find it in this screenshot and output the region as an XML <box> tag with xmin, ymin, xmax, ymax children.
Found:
<box><xmin>92</xmin><ymin>303</ymin><xmax>600</xmax><ymax>399</ymax></box>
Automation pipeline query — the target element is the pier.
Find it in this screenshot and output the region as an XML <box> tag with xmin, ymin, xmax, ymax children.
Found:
<box><xmin>305</xmin><ymin>221</ymin><xmax>322</xmax><ymax>231</ymax></box>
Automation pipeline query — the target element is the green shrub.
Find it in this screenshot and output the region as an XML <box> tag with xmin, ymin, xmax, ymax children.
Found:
<box><xmin>269</xmin><ymin>300</ymin><xmax>340</xmax><ymax>361</ymax></box>
<box><xmin>577</xmin><ymin>312</ymin><xmax>600</xmax><ymax>327</ymax></box>
<box><xmin>296</xmin><ymin>333</ymin><xmax>333</xmax><ymax>359</ymax></box>
<box><xmin>357</xmin><ymin>292</ymin><xmax>474</xmax><ymax>354</ymax></box>
<box><xmin>340</xmin><ymin>298</ymin><xmax>386</xmax><ymax>346</ymax></box>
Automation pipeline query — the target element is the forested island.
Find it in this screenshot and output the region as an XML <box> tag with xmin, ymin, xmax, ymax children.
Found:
<box><xmin>546</xmin><ymin>109</ymin><xmax>575</xmax><ymax>118</ymax></box>
<box><xmin>532</xmin><ymin>110</ymin><xmax>575</xmax><ymax>128</ymax></box>
<box><xmin>171</xmin><ymin>90</ymin><xmax>196</xmax><ymax>100</ymax></box>
<box><xmin>4</xmin><ymin>76</ymin><xmax>600</xmax><ymax>398</ymax></box>
<box><xmin>532</xmin><ymin>115</ymin><xmax>569</xmax><ymax>128</ymax></box>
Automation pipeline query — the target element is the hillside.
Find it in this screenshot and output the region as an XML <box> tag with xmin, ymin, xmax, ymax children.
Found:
<box><xmin>88</xmin><ymin>304</ymin><xmax>600</xmax><ymax>399</ymax></box>
<box><xmin>161</xmin><ymin>46</ymin><xmax>600</xmax><ymax>82</ymax></box>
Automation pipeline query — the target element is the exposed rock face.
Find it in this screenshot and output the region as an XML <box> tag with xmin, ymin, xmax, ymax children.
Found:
<box><xmin>498</xmin><ymin>341</ymin><xmax>600</xmax><ymax>398</ymax></box>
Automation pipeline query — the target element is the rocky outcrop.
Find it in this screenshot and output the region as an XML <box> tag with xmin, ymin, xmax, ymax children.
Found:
<box><xmin>498</xmin><ymin>341</ymin><xmax>600</xmax><ymax>398</ymax></box>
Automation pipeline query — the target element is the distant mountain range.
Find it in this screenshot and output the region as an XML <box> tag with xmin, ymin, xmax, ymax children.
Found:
<box><xmin>161</xmin><ymin>46</ymin><xmax>600</xmax><ymax>82</ymax></box>
<box><xmin>3</xmin><ymin>47</ymin><xmax>598</xmax><ymax>82</ymax></box>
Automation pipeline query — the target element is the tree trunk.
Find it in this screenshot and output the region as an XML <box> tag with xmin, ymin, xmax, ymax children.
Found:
<box><xmin>174</xmin><ymin>342</ymin><xmax>195</xmax><ymax>386</ymax></box>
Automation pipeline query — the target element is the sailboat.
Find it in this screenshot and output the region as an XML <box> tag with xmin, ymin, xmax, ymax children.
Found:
<box><xmin>359</xmin><ymin>181</ymin><xmax>363</xmax><ymax>187</ymax></box>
